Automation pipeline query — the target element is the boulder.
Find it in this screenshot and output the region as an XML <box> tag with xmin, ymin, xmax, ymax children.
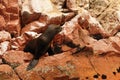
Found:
<box><xmin>21</xmin><ymin>21</ymin><xmax>47</xmax><ymax>34</ymax></box>
<box><xmin>21</xmin><ymin>0</ymin><xmax>59</xmax><ymax>26</ymax></box>
<box><xmin>2</xmin><ymin>50</ymin><xmax>33</xmax><ymax>68</ymax></box>
<box><xmin>91</xmin><ymin>39</ymin><xmax>116</xmax><ymax>55</ymax></box>
<box><xmin>0</xmin><ymin>41</ymin><xmax>10</xmax><ymax>56</ymax></box>
<box><xmin>78</xmin><ymin>9</ymin><xmax>110</xmax><ymax>38</ymax></box>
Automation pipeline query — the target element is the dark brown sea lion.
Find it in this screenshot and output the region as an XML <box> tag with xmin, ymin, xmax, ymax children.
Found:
<box><xmin>24</xmin><ymin>24</ymin><xmax>62</xmax><ymax>70</ymax></box>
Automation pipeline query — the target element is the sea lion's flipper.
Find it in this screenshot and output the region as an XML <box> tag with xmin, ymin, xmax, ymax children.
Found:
<box><xmin>26</xmin><ymin>59</ymin><xmax>39</xmax><ymax>71</ymax></box>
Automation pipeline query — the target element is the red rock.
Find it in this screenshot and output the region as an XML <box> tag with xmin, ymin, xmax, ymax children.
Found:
<box><xmin>0</xmin><ymin>0</ymin><xmax>21</xmax><ymax>37</ymax></box>
<box><xmin>50</xmin><ymin>10</ymin><xmax>111</xmax><ymax>54</ymax></box>
<box><xmin>89</xmin><ymin>55</ymin><xmax>120</xmax><ymax>80</ymax></box>
<box><xmin>78</xmin><ymin>10</ymin><xmax>110</xmax><ymax>38</ymax></box>
<box><xmin>5</xmin><ymin>20</ymin><xmax>21</xmax><ymax>37</ymax></box>
<box><xmin>72</xmin><ymin>54</ymin><xmax>96</xmax><ymax>79</ymax></box>
<box><xmin>2</xmin><ymin>50</ymin><xmax>33</xmax><ymax>68</ymax></box>
<box><xmin>5</xmin><ymin>0</ymin><xmax>19</xmax><ymax>14</ymax></box>
<box><xmin>75</xmin><ymin>23</ymin><xmax>96</xmax><ymax>49</ymax></box>
<box><xmin>87</xmin><ymin>36</ymin><xmax>120</xmax><ymax>55</ymax></box>
<box><xmin>52</xmin><ymin>15</ymin><xmax>82</xmax><ymax>52</ymax></box>
<box><xmin>14</xmin><ymin>51</ymin><xmax>120</xmax><ymax>80</ymax></box>
<box><xmin>0</xmin><ymin>1</ymin><xmax>120</xmax><ymax>79</ymax></box>
<box><xmin>109</xmin><ymin>37</ymin><xmax>120</xmax><ymax>52</ymax></box>
<box><xmin>91</xmin><ymin>39</ymin><xmax>119</xmax><ymax>55</ymax></box>
<box><xmin>0</xmin><ymin>64</ymin><xmax>20</xmax><ymax>80</ymax></box>
<box><xmin>0</xmin><ymin>15</ymin><xmax>6</xmax><ymax>30</ymax></box>
<box><xmin>15</xmin><ymin>52</ymin><xmax>80</xmax><ymax>80</ymax></box>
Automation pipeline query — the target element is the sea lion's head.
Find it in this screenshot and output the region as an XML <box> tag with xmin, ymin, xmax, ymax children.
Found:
<box><xmin>47</xmin><ymin>24</ymin><xmax>62</xmax><ymax>34</ymax></box>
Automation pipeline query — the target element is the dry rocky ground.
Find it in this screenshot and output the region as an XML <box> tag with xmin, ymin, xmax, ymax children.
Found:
<box><xmin>0</xmin><ymin>0</ymin><xmax>120</xmax><ymax>80</ymax></box>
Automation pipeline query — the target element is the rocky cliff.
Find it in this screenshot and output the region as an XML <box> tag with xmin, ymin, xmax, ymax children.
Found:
<box><xmin>0</xmin><ymin>0</ymin><xmax>120</xmax><ymax>80</ymax></box>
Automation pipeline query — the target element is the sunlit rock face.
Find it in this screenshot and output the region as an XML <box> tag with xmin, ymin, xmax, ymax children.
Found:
<box><xmin>0</xmin><ymin>31</ymin><xmax>11</xmax><ymax>56</ymax></box>
<box><xmin>20</xmin><ymin>0</ymin><xmax>60</xmax><ymax>26</ymax></box>
<box><xmin>51</xmin><ymin>0</ymin><xmax>89</xmax><ymax>11</ymax></box>
<box><xmin>89</xmin><ymin>0</ymin><xmax>120</xmax><ymax>34</ymax></box>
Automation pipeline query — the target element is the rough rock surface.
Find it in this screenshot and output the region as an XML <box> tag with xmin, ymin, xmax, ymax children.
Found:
<box><xmin>0</xmin><ymin>0</ymin><xmax>120</xmax><ymax>80</ymax></box>
<box><xmin>0</xmin><ymin>30</ymin><xmax>11</xmax><ymax>42</ymax></box>
<box><xmin>0</xmin><ymin>0</ymin><xmax>21</xmax><ymax>37</ymax></box>
<box><xmin>12</xmin><ymin>52</ymin><xmax>120</xmax><ymax>80</ymax></box>
<box><xmin>0</xmin><ymin>30</ymin><xmax>11</xmax><ymax>55</ymax></box>
<box><xmin>2</xmin><ymin>50</ymin><xmax>33</xmax><ymax>68</ymax></box>
<box><xmin>0</xmin><ymin>64</ymin><xmax>20</xmax><ymax>80</ymax></box>
<box><xmin>10</xmin><ymin>31</ymin><xmax>40</xmax><ymax>50</ymax></box>
<box><xmin>89</xmin><ymin>0</ymin><xmax>120</xmax><ymax>34</ymax></box>
<box><xmin>0</xmin><ymin>41</ymin><xmax>10</xmax><ymax>55</ymax></box>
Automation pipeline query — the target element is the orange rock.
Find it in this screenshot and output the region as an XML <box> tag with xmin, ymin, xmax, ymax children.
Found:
<box><xmin>14</xmin><ymin>51</ymin><xmax>120</xmax><ymax>80</ymax></box>
<box><xmin>0</xmin><ymin>64</ymin><xmax>20</xmax><ymax>80</ymax></box>
<box><xmin>15</xmin><ymin>52</ymin><xmax>80</xmax><ymax>80</ymax></box>
<box><xmin>78</xmin><ymin>10</ymin><xmax>110</xmax><ymax>38</ymax></box>
<box><xmin>109</xmin><ymin>37</ymin><xmax>120</xmax><ymax>53</ymax></box>
<box><xmin>91</xmin><ymin>39</ymin><xmax>119</xmax><ymax>55</ymax></box>
<box><xmin>5</xmin><ymin>20</ymin><xmax>21</xmax><ymax>37</ymax></box>
<box><xmin>3</xmin><ymin>50</ymin><xmax>33</xmax><ymax>68</ymax></box>
<box><xmin>21</xmin><ymin>21</ymin><xmax>47</xmax><ymax>34</ymax></box>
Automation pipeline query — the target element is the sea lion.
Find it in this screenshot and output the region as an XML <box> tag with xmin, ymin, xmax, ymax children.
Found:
<box><xmin>24</xmin><ymin>24</ymin><xmax>62</xmax><ymax>70</ymax></box>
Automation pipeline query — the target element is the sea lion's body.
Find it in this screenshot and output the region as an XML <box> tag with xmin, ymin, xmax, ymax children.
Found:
<box><xmin>24</xmin><ymin>24</ymin><xmax>62</xmax><ymax>70</ymax></box>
